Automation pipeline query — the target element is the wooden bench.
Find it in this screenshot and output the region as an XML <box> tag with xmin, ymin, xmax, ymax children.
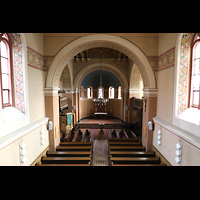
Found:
<box><xmin>59</xmin><ymin>142</ymin><xmax>92</xmax><ymax>146</ymax></box>
<box><xmin>112</xmin><ymin>164</ymin><xmax>165</xmax><ymax>166</ymax></box>
<box><xmin>109</xmin><ymin>142</ymin><xmax>142</xmax><ymax>146</ymax></box>
<box><xmin>108</xmin><ymin>138</ymin><xmax>138</xmax><ymax>142</ymax></box>
<box><xmin>110</xmin><ymin>151</ymin><xmax>155</xmax><ymax>157</ymax></box>
<box><xmin>111</xmin><ymin>157</ymin><xmax>160</xmax><ymax>165</ymax></box>
<box><xmin>126</xmin><ymin>130</ymin><xmax>136</xmax><ymax>138</ymax></box>
<box><xmin>46</xmin><ymin>151</ymin><xmax>92</xmax><ymax>157</ymax></box>
<box><xmin>109</xmin><ymin>146</ymin><xmax>145</xmax><ymax>151</ymax></box>
<box><xmin>36</xmin><ymin>164</ymin><xmax>90</xmax><ymax>166</ymax></box>
<box><xmin>41</xmin><ymin>157</ymin><xmax>91</xmax><ymax>164</ymax></box>
<box><xmin>56</xmin><ymin>146</ymin><xmax>92</xmax><ymax>152</ymax></box>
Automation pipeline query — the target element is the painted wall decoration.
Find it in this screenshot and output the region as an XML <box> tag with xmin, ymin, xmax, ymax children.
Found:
<box><xmin>60</xmin><ymin>66</ymin><xmax>71</xmax><ymax>89</ymax></box>
<box><xmin>12</xmin><ymin>33</ymin><xmax>25</xmax><ymax>113</ymax></box>
<box><xmin>27</xmin><ymin>47</ymin><xmax>54</xmax><ymax>71</ymax></box>
<box><xmin>148</xmin><ymin>47</ymin><xmax>175</xmax><ymax>71</ymax></box>
<box><xmin>178</xmin><ymin>33</ymin><xmax>193</xmax><ymax>114</ymax></box>
<box><xmin>27</xmin><ymin>47</ymin><xmax>44</xmax><ymax>71</ymax></box>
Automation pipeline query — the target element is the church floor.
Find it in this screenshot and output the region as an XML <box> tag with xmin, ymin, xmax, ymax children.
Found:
<box><xmin>88</xmin><ymin>129</ymin><xmax>112</xmax><ymax>166</ymax></box>
<box><xmin>79</xmin><ymin>118</ymin><xmax>122</xmax><ymax>125</ymax></box>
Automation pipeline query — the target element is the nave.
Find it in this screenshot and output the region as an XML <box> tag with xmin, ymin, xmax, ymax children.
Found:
<box><xmin>36</xmin><ymin>119</ymin><xmax>164</xmax><ymax>166</ymax></box>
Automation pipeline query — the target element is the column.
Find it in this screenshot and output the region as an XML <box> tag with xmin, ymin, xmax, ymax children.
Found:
<box><xmin>44</xmin><ymin>87</ymin><xmax>60</xmax><ymax>151</ymax></box>
<box><xmin>142</xmin><ymin>88</ymin><xmax>158</xmax><ymax>151</ymax></box>
<box><xmin>122</xmin><ymin>89</ymin><xmax>129</xmax><ymax>123</ymax></box>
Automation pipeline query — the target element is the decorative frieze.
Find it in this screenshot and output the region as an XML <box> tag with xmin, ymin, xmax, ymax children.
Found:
<box><xmin>147</xmin><ymin>47</ymin><xmax>175</xmax><ymax>72</ymax></box>
<box><xmin>27</xmin><ymin>47</ymin><xmax>54</xmax><ymax>71</ymax></box>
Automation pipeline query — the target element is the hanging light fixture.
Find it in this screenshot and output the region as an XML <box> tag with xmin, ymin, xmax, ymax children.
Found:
<box><xmin>93</xmin><ymin>49</ymin><xmax>109</xmax><ymax>107</ymax></box>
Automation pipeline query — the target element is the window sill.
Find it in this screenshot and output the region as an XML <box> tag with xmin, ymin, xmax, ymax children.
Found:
<box><xmin>2</xmin><ymin>107</ymin><xmax>25</xmax><ymax>122</ymax></box>
<box><xmin>178</xmin><ymin>107</ymin><xmax>200</xmax><ymax>125</ymax></box>
<box><xmin>0</xmin><ymin>107</ymin><xmax>30</xmax><ymax>139</ymax></box>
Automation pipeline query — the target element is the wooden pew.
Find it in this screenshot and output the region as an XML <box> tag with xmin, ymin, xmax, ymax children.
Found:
<box><xmin>65</xmin><ymin>131</ymin><xmax>75</xmax><ymax>142</ymax></box>
<box><xmin>46</xmin><ymin>151</ymin><xmax>92</xmax><ymax>157</ymax></box>
<box><xmin>111</xmin><ymin>130</ymin><xmax>118</xmax><ymax>138</ymax></box>
<box><xmin>112</xmin><ymin>164</ymin><xmax>165</xmax><ymax>166</ymax></box>
<box><xmin>109</xmin><ymin>146</ymin><xmax>145</xmax><ymax>151</ymax></box>
<box><xmin>82</xmin><ymin>130</ymin><xmax>91</xmax><ymax>142</ymax></box>
<box><xmin>73</xmin><ymin>130</ymin><xmax>83</xmax><ymax>142</ymax></box>
<box><xmin>36</xmin><ymin>164</ymin><xmax>90</xmax><ymax>166</ymax></box>
<box><xmin>41</xmin><ymin>157</ymin><xmax>91</xmax><ymax>164</ymax></box>
<box><xmin>109</xmin><ymin>141</ymin><xmax>142</xmax><ymax>146</ymax></box>
<box><xmin>108</xmin><ymin>138</ymin><xmax>138</xmax><ymax>142</ymax></box>
<box><xmin>111</xmin><ymin>157</ymin><xmax>160</xmax><ymax>165</ymax></box>
<box><xmin>59</xmin><ymin>142</ymin><xmax>92</xmax><ymax>146</ymax></box>
<box><xmin>119</xmin><ymin>130</ymin><xmax>128</xmax><ymax>139</ymax></box>
<box><xmin>126</xmin><ymin>130</ymin><xmax>136</xmax><ymax>138</ymax></box>
<box><xmin>110</xmin><ymin>151</ymin><xmax>155</xmax><ymax>157</ymax></box>
<box><xmin>56</xmin><ymin>146</ymin><xmax>92</xmax><ymax>152</ymax></box>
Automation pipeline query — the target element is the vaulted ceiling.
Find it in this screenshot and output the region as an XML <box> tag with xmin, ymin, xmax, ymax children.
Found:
<box><xmin>73</xmin><ymin>47</ymin><xmax>129</xmax><ymax>62</ymax></box>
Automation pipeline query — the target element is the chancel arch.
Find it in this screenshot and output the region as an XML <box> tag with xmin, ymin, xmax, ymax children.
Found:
<box><xmin>44</xmin><ymin>34</ymin><xmax>157</xmax><ymax>151</ymax></box>
<box><xmin>46</xmin><ymin>34</ymin><xmax>156</xmax><ymax>89</ymax></box>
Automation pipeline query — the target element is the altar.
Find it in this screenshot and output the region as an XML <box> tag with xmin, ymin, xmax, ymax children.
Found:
<box><xmin>94</xmin><ymin>112</ymin><xmax>108</xmax><ymax>119</ymax></box>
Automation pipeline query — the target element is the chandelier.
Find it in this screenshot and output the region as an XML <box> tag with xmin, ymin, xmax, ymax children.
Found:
<box><xmin>93</xmin><ymin>50</ymin><xmax>109</xmax><ymax>107</ymax></box>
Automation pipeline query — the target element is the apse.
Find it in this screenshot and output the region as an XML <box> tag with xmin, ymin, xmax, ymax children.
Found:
<box><xmin>81</xmin><ymin>70</ymin><xmax>121</xmax><ymax>89</ymax></box>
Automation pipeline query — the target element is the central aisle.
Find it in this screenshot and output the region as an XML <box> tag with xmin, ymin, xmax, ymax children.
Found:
<box><xmin>92</xmin><ymin>139</ymin><xmax>110</xmax><ymax>166</ymax></box>
<box><xmin>90</xmin><ymin>129</ymin><xmax>111</xmax><ymax>166</ymax></box>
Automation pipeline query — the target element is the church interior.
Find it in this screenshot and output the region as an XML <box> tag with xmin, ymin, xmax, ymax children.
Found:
<box><xmin>0</xmin><ymin>33</ymin><xmax>200</xmax><ymax>166</ymax></box>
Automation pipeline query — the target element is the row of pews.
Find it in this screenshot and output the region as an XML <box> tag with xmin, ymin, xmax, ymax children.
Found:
<box><xmin>36</xmin><ymin>142</ymin><xmax>93</xmax><ymax>166</ymax></box>
<box><xmin>109</xmin><ymin>129</ymin><xmax>136</xmax><ymax>139</ymax></box>
<box><xmin>36</xmin><ymin>128</ymin><xmax>165</xmax><ymax>166</ymax></box>
<box><xmin>63</xmin><ymin>128</ymin><xmax>136</xmax><ymax>142</ymax></box>
<box><xmin>108</xmin><ymin>138</ymin><xmax>165</xmax><ymax>166</ymax></box>
<box><xmin>64</xmin><ymin>129</ymin><xmax>91</xmax><ymax>142</ymax></box>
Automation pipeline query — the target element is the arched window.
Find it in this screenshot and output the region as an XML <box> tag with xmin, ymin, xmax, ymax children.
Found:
<box><xmin>109</xmin><ymin>86</ymin><xmax>114</xmax><ymax>99</ymax></box>
<box><xmin>98</xmin><ymin>86</ymin><xmax>104</xmax><ymax>98</ymax></box>
<box><xmin>189</xmin><ymin>33</ymin><xmax>200</xmax><ymax>109</ymax></box>
<box><xmin>118</xmin><ymin>86</ymin><xmax>122</xmax><ymax>99</ymax></box>
<box><xmin>0</xmin><ymin>33</ymin><xmax>13</xmax><ymax>108</ymax></box>
<box><xmin>87</xmin><ymin>86</ymin><xmax>93</xmax><ymax>99</ymax></box>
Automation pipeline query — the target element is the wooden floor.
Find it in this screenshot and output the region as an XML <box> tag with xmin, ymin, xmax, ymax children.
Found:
<box><xmin>79</xmin><ymin>118</ymin><xmax>122</xmax><ymax>125</ymax></box>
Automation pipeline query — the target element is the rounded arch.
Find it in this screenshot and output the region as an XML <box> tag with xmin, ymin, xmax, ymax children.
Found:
<box><xmin>46</xmin><ymin>34</ymin><xmax>156</xmax><ymax>89</ymax></box>
<box><xmin>74</xmin><ymin>62</ymin><xmax>128</xmax><ymax>91</ymax></box>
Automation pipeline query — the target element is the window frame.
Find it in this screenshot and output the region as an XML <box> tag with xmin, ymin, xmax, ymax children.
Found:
<box><xmin>0</xmin><ymin>33</ymin><xmax>13</xmax><ymax>108</ymax></box>
<box><xmin>87</xmin><ymin>86</ymin><xmax>93</xmax><ymax>99</ymax></box>
<box><xmin>109</xmin><ymin>86</ymin><xmax>115</xmax><ymax>99</ymax></box>
<box><xmin>189</xmin><ymin>33</ymin><xmax>200</xmax><ymax>109</ymax></box>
